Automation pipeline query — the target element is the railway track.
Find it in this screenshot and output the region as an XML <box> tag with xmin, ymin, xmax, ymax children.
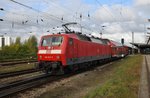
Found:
<box><xmin>0</xmin><ymin>74</ymin><xmax>52</xmax><ymax>98</ymax></box>
<box><xmin>0</xmin><ymin>69</ymin><xmax>41</xmax><ymax>79</ymax></box>
<box><xmin>0</xmin><ymin>58</ymin><xmax>121</xmax><ymax>98</ymax></box>
<box><xmin>0</xmin><ymin>73</ymin><xmax>75</xmax><ymax>98</ymax></box>
<box><xmin>0</xmin><ymin>58</ymin><xmax>37</xmax><ymax>63</ymax></box>
<box><xmin>0</xmin><ymin>60</ymin><xmax>37</xmax><ymax>66</ymax></box>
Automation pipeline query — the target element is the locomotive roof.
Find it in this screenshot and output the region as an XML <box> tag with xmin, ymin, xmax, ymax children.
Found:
<box><xmin>109</xmin><ymin>40</ymin><xmax>122</xmax><ymax>46</ymax></box>
<box><xmin>42</xmin><ymin>33</ymin><xmax>77</xmax><ymax>38</ymax></box>
<box><xmin>102</xmin><ymin>38</ymin><xmax>123</xmax><ymax>47</ymax></box>
<box><xmin>42</xmin><ymin>33</ymin><xmax>109</xmax><ymax>45</ymax></box>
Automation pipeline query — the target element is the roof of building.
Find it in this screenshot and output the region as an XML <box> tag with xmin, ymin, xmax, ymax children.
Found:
<box><xmin>130</xmin><ymin>43</ymin><xmax>150</xmax><ymax>48</ymax></box>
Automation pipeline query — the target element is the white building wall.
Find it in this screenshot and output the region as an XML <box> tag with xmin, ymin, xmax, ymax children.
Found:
<box><xmin>0</xmin><ymin>35</ymin><xmax>11</xmax><ymax>50</ymax></box>
<box><xmin>0</xmin><ymin>37</ymin><xmax>2</xmax><ymax>48</ymax></box>
<box><xmin>0</xmin><ymin>37</ymin><xmax>2</xmax><ymax>50</ymax></box>
<box><xmin>4</xmin><ymin>36</ymin><xmax>11</xmax><ymax>46</ymax></box>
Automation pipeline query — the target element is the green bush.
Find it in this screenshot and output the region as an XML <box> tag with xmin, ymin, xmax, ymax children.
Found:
<box><xmin>0</xmin><ymin>35</ymin><xmax>38</xmax><ymax>60</ymax></box>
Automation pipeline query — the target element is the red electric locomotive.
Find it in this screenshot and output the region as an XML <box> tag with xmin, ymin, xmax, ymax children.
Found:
<box><xmin>37</xmin><ymin>22</ymin><xmax>129</xmax><ymax>74</ymax></box>
<box><xmin>37</xmin><ymin>23</ymin><xmax>113</xmax><ymax>74</ymax></box>
<box><xmin>38</xmin><ymin>33</ymin><xmax>112</xmax><ymax>74</ymax></box>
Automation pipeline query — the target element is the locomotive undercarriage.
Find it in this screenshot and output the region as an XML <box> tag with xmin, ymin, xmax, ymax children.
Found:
<box><xmin>38</xmin><ymin>61</ymin><xmax>65</xmax><ymax>75</ymax></box>
<box><xmin>37</xmin><ymin>57</ymin><xmax>121</xmax><ymax>75</ymax></box>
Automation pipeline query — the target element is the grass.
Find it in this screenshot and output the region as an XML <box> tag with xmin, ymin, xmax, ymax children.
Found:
<box><xmin>85</xmin><ymin>55</ymin><xmax>143</xmax><ymax>98</ymax></box>
<box><xmin>0</xmin><ymin>63</ymin><xmax>36</xmax><ymax>74</ymax></box>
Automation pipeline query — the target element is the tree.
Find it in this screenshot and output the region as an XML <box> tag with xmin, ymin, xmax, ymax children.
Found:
<box><xmin>0</xmin><ymin>36</ymin><xmax>38</xmax><ymax>60</ymax></box>
<box><xmin>15</xmin><ymin>37</ymin><xmax>21</xmax><ymax>45</ymax></box>
<box><xmin>26</xmin><ymin>35</ymin><xmax>38</xmax><ymax>54</ymax></box>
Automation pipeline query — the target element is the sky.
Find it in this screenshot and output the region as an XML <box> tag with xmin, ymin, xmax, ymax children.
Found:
<box><xmin>0</xmin><ymin>0</ymin><xmax>150</xmax><ymax>46</ymax></box>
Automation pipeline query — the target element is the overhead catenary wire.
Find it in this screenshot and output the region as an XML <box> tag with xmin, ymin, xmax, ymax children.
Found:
<box><xmin>95</xmin><ymin>0</ymin><xmax>118</xmax><ymax>22</ymax></box>
<box><xmin>43</xmin><ymin>0</ymin><xmax>99</xmax><ymax>29</ymax></box>
<box><xmin>3</xmin><ymin>0</ymin><xmax>131</xmax><ymax>38</ymax></box>
<box><xmin>94</xmin><ymin>0</ymin><xmax>126</xmax><ymax>24</ymax></box>
<box><xmin>8</xmin><ymin>0</ymin><xmax>69</xmax><ymax>23</ymax></box>
<box><xmin>8</xmin><ymin>0</ymin><xmax>93</xmax><ymax>33</ymax></box>
<box><xmin>2</xmin><ymin>0</ymin><xmax>65</xmax><ymax>32</ymax></box>
<box><xmin>0</xmin><ymin>11</ymin><xmax>53</xmax><ymax>28</ymax></box>
<box><xmin>6</xmin><ymin>0</ymin><xmax>100</xmax><ymax>34</ymax></box>
<box><xmin>43</xmin><ymin>0</ymin><xmax>97</xmax><ymax>33</ymax></box>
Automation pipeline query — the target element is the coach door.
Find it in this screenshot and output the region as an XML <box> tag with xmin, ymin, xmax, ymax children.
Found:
<box><xmin>73</xmin><ymin>39</ymin><xmax>78</xmax><ymax>59</ymax></box>
<box><xmin>68</xmin><ymin>38</ymin><xmax>78</xmax><ymax>62</ymax></box>
<box><xmin>68</xmin><ymin>38</ymin><xmax>74</xmax><ymax>58</ymax></box>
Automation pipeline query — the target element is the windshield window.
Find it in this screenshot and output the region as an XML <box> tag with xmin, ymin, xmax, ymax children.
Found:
<box><xmin>41</xmin><ymin>36</ymin><xmax>63</xmax><ymax>46</ymax></box>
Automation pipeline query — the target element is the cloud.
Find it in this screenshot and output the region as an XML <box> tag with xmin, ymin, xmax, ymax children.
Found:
<box><xmin>134</xmin><ymin>0</ymin><xmax>150</xmax><ymax>17</ymax></box>
<box><xmin>135</xmin><ymin>0</ymin><xmax>150</xmax><ymax>6</ymax></box>
<box><xmin>0</xmin><ymin>0</ymin><xmax>149</xmax><ymax>46</ymax></box>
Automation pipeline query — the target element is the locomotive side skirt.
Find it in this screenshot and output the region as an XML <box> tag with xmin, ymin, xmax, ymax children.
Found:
<box><xmin>66</xmin><ymin>55</ymin><xmax>111</xmax><ymax>65</ymax></box>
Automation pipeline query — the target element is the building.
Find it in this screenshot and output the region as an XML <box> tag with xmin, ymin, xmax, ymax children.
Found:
<box><xmin>0</xmin><ymin>35</ymin><xmax>11</xmax><ymax>50</ymax></box>
<box><xmin>131</xmin><ymin>43</ymin><xmax>150</xmax><ymax>54</ymax></box>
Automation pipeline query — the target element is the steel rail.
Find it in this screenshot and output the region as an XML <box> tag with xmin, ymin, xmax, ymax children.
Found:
<box><xmin>0</xmin><ymin>57</ymin><xmax>122</xmax><ymax>98</ymax></box>
<box><xmin>0</xmin><ymin>60</ymin><xmax>37</xmax><ymax>66</ymax></box>
<box><xmin>0</xmin><ymin>69</ymin><xmax>41</xmax><ymax>79</ymax></box>
<box><xmin>0</xmin><ymin>74</ymin><xmax>53</xmax><ymax>98</ymax></box>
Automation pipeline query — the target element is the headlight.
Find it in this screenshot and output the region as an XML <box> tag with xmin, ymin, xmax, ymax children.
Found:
<box><xmin>56</xmin><ymin>55</ymin><xmax>60</xmax><ymax>59</ymax></box>
<box><xmin>40</xmin><ymin>55</ymin><xmax>42</xmax><ymax>59</ymax></box>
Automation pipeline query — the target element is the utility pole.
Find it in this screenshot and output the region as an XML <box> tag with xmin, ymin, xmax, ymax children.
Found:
<box><xmin>80</xmin><ymin>14</ymin><xmax>82</xmax><ymax>33</ymax></box>
<box><xmin>100</xmin><ymin>32</ymin><xmax>102</xmax><ymax>38</ymax></box>
<box><xmin>147</xmin><ymin>19</ymin><xmax>150</xmax><ymax>44</ymax></box>
<box><xmin>100</xmin><ymin>26</ymin><xmax>106</xmax><ymax>38</ymax></box>
<box><xmin>132</xmin><ymin>32</ymin><xmax>134</xmax><ymax>54</ymax></box>
<box><xmin>146</xmin><ymin>32</ymin><xmax>150</xmax><ymax>44</ymax></box>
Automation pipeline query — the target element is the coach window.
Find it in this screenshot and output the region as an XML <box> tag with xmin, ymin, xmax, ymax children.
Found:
<box><xmin>69</xmin><ymin>38</ymin><xmax>73</xmax><ymax>45</ymax></box>
<box><xmin>42</xmin><ymin>40</ymin><xmax>46</xmax><ymax>46</ymax></box>
<box><xmin>41</xmin><ymin>38</ymin><xmax>49</xmax><ymax>46</ymax></box>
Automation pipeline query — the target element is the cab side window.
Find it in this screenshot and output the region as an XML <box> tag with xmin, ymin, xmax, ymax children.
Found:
<box><xmin>69</xmin><ymin>38</ymin><xmax>73</xmax><ymax>45</ymax></box>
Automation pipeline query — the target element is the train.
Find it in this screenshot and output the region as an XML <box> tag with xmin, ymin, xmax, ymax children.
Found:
<box><xmin>37</xmin><ymin>23</ymin><xmax>129</xmax><ymax>74</ymax></box>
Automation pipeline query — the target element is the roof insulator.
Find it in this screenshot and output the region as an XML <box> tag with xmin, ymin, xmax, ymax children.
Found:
<box><xmin>36</xmin><ymin>19</ymin><xmax>38</xmax><ymax>24</ymax></box>
<box><xmin>22</xmin><ymin>21</ymin><xmax>24</xmax><ymax>24</ymax></box>
<box><xmin>80</xmin><ymin>14</ymin><xmax>82</xmax><ymax>19</ymax></box>
<box><xmin>0</xmin><ymin>19</ymin><xmax>4</xmax><ymax>21</ymax></box>
<box><xmin>25</xmin><ymin>20</ymin><xmax>28</xmax><ymax>23</ymax></box>
<box><xmin>41</xmin><ymin>19</ymin><xmax>43</xmax><ymax>22</ymax></box>
<box><xmin>88</xmin><ymin>12</ymin><xmax>90</xmax><ymax>18</ymax></box>
<box><xmin>0</xmin><ymin>8</ymin><xmax>4</xmax><ymax>11</ymax></box>
<box><xmin>61</xmin><ymin>17</ymin><xmax>63</xmax><ymax>21</ymax></box>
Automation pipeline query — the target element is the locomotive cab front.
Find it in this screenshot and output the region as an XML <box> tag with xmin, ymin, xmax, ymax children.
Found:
<box><xmin>37</xmin><ymin>35</ymin><xmax>66</xmax><ymax>74</ymax></box>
